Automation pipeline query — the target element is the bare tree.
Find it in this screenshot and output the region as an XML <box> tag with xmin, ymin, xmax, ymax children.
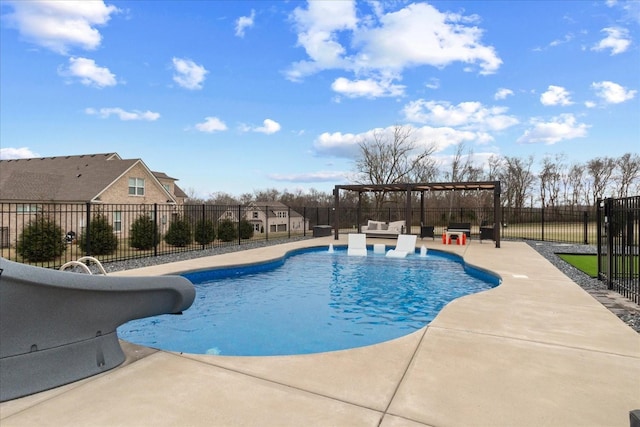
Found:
<box><xmin>207</xmin><ymin>191</ymin><xmax>239</xmax><ymax>205</ymax></box>
<box><xmin>486</xmin><ymin>155</ymin><xmax>503</xmax><ymax>181</ymax></box>
<box><xmin>355</xmin><ymin>124</ymin><xmax>437</xmax><ymax>209</ymax></box>
<box><xmin>539</xmin><ymin>154</ymin><xmax>565</xmax><ymax>208</ymax></box>
<box><xmin>499</xmin><ymin>155</ymin><xmax>535</xmax><ymax>209</ymax></box>
<box><xmin>565</xmin><ymin>163</ymin><xmax>585</xmax><ymax>207</ymax></box>
<box><xmin>615</xmin><ymin>152</ymin><xmax>640</xmax><ymax>198</ymax></box>
<box><xmin>586</xmin><ymin>157</ymin><xmax>616</xmax><ymax>205</ymax></box>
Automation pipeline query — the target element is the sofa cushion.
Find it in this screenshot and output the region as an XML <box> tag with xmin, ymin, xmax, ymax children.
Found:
<box><xmin>388</xmin><ymin>221</ymin><xmax>405</xmax><ymax>231</ymax></box>
<box><xmin>368</xmin><ymin>222</ymin><xmax>378</xmax><ymax>230</ymax></box>
<box><xmin>380</xmin><ymin>223</ymin><xmax>389</xmax><ymax>230</ymax></box>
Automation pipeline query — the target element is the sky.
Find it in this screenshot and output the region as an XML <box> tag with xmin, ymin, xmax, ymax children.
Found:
<box><xmin>1</xmin><ymin>0</ymin><xmax>639</xmax><ymax>198</ymax></box>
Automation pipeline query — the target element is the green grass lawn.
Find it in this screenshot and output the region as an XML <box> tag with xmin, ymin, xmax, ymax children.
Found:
<box><xmin>557</xmin><ymin>254</ymin><xmax>598</xmax><ymax>278</ymax></box>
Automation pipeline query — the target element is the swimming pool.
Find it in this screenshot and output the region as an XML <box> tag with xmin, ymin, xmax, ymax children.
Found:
<box><xmin>118</xmin><ymin>246</ymin><xmax>500</xmax><ymax>356</ymax></box>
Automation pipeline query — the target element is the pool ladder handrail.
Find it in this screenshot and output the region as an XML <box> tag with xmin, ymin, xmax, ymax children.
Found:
<box><xmin>59</xmin><ymin>256</ymin><xmax>107</xmax><ymax>275</ymax></box>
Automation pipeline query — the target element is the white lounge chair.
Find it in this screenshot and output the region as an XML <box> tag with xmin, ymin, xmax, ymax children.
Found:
<box><xmin>347</xmin><ymin>233</ymin><xmax>367</xmax><ymax>256</ymax></box>
<box><xmin>386</xmin><ymin>234</ymin><xmax>417</xmax><ymax>258</ymax></box>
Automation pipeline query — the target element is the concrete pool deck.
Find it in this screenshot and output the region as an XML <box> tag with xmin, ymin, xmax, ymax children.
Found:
<box><xmin>1</xmin><ymin>238</ymin><xmax>639</xmax><ymax>426</ymax></box>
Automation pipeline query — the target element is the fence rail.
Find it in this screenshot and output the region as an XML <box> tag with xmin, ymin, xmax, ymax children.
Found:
<box><xmin>598</xmin><ymin>196</ymin><xmax>640</xmax><ymax>304</ymax></box>
<box><xmin>1</xmin><ymin>202</ymin><xmax>599</xmax><ymax>270</ymax></box>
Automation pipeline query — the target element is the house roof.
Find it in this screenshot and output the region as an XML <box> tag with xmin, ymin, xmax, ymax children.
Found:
<box><xmin>0</xmin><ymin>153</ymin><xmax>176</xmax><ymax>203</ymax></box>
<box><xmin>152</xmin><ymin>171</ymin><xmax>187</xmax><ymax>198</ymax></box>
<box><xmin>247</xmin><ymin>201</ymin><xmax>304</xmax><ymax>218</ymax></box>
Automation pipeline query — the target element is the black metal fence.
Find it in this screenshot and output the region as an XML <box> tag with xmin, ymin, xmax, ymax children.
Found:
<box><xmin>1</xmin><ymin>202</ymin><xmax>597</xmax><ymax>270</ymax></box>
<box><xmin>0</xmin><ymin>203</ymin><xmax>334</xmax><ymax>269</ymax></box>
<box><xmin>341</xmin><ymin>205</ymin><xmax>596</xmax><ymax>244</ymax></box>
<box><xmin>597</xmin><ymin>197</ymin><xmax>640</xmax><ymax>304</ymax></box>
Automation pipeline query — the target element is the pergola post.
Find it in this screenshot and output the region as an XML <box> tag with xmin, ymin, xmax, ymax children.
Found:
<box><xmin>420</xmin><ymin>191</ymin><xmax>425</xmax><ymax>226</ymax></box>
<box><xmin>494</xmin><ymin>181</ymin><xmax>501</xmax><ymax>248</ymax></box>
<box><xmin>405</xmin><ymin>185</ymin><xmax>411</xmax><ymax>234</ymax></box>
<box><xmin>357</xmin><ymin>191</ymin><xmax>362</xmax><ymax>233</ymax></box>
<box><xmin>333</xmin><ymin>186</ymin><xmax>340</xmax><ymax>240</ymax></box>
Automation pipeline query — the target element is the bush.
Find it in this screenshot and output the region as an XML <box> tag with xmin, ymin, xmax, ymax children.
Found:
<box><xmin>16</xmin><ymin>216</ymin><xmax>66</xmax><ymax>262</ymax></box>
<box><xmin>217</xmin><ymin>219</ymin><xmax>237</xmax><ymax>242</ymax></box>
<box><xmin>238</xmin><ymin>219</ymin><xmax>254</xmax><ymax>239</ymax></box>
<box><xmin>164</xmin><ymin>217</ymin><xmax>192</xmax><ymax>247</ymax></box>
<box><xmin>130</xmin><ymin>214</ymin><xmax>157</xmax><ymax>250</ymax></box>
<box><xmin>195</xmin><ymin>219</ymin><xmax>216</xmax><ymax>245</ymax></box>
<box><xmin>78</xmin><ymin>214</ymin><xmax>118</xmax><ymax>255</ymax></box>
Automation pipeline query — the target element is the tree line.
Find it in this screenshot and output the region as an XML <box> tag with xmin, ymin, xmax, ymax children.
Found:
<box><xmin>186</xmin><ymin>125</ymin><xmax>639</xmax><ymax>210</ymax></box>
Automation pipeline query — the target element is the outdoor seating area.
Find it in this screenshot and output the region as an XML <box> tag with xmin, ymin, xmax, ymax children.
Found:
<box><xmin>2</xmin><ymin>236</ymin><xmax>637</xmax><ymax>426</ymax></box>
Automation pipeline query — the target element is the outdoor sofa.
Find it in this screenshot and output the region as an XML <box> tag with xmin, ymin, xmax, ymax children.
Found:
<box><xmin>361</xmin><ymin>220</ymin><xmax>405</xmax><ymax>238</ymax></box>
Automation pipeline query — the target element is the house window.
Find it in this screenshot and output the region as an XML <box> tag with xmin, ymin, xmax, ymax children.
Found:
<box><xmin>252</xmin><ymin>212</ymin><xmax>258</xmax><ymax>219</ymax></box>
<box><xmin>163</xmin><ymin>184</ymin><xmax>171</xmax><ymax>193</ymax></box>
<box><xmin>16</xmin><ymin>204</ymin><xmax>40</xmax><ymax>214</ymax></box>
<box><xmin>114</xmin><ymin>211</ymin><xmax>122</xmax><ymax>232</ymax></box>
<box><xmin>277</xmin><ymin>211</ymin><xmax>287</xmax><ymax>218</ymax></box>
<box><xmin>128</xmin><ymin>178</ymin><xmax>145</xmax><ymax>196</ymax></box>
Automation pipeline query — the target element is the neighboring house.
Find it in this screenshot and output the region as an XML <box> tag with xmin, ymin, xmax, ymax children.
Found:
<box><xmin>219</xmin><ymin>201</ymin><xmax>308</xmax><ymax>234</ymax></box>
<box><xmin>0</xmin><ymin>152</ymin><xmax>185</xmax><ymax>246</ymax></box>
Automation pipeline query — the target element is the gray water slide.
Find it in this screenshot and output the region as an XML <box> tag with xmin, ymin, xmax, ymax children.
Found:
<box><xmin>0</xmin><ymin>257</ymin><xmax>195</xmax><ymax>401</ymax></box>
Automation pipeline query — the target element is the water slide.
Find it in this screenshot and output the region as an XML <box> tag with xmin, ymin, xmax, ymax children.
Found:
<box><xmin>0</xmin><ymin>257</ymin><xmax>195</xmax><ymax>401</ymax></box>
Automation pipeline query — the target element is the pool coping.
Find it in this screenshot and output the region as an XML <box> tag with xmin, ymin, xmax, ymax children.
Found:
<box><xmin>2</xmin><ymin>236</ymin><xmax>639</xmax><ymax>426</ymax></box>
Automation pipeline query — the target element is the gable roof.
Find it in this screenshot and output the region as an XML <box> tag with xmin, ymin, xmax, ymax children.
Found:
<box><xmin>0</xmin><ymin>153</ymin><xmax>174</xmax><ymax>203</ymax></box>
<box><xmin>247</xmin><ymin>201</ymin><xmax>304</xmax><ymax>218</ymax></box>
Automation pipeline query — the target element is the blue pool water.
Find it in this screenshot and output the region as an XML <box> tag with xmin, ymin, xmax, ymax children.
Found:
<box><xmin>118</xmin><ymin>247</ymin><xmax>499</xmax><ymax>356</ymax></box>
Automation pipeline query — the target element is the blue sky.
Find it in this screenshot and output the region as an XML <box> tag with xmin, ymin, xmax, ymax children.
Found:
<box><xmin>1</xmin><ymin>1</ymin><xmax>638</xmax><ymax>198</ymax></box>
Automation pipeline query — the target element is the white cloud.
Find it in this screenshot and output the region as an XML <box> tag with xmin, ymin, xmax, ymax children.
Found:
<box><xmin>255</xmin><ymin>119</ymin><xmax>281</xmax><ymax>134</ymax></box>
<box><xmin>331</xmin><ymin>76</ymin><xmax>405</xmax><ymax>98</ymax></box>
<box><xmin>172</xmin><ymin>58</ymin><xmax>208</xmax><ymax>90</ymax></box>
<box><xmin>312</xmin><ymin>131</ymin><xmax>362</xmax><ymax>158</ymax></box>
<box><xmin>540</xmin><ymin>85</ymin><xmax>573</xmax><ymax>106</ymax></box>
<box><xmin>2</xmin><ymin>0</ymin><xmax>119</xmax><ymax>55</ymax></box>
<box><xmin>312</xmin><ymin>124</ymin><xmax>482</xmax><ymax>159</ymax></box>
<box><xmin>352</xmin><ymin>3</ymin><xmax>502</xmax><ymax>75</ymax></box>
<box><xmin>235</xmin><ymin>9</ymin><xmax>255</xmax><ymax>37</ymax></box>
<box><xmin>403</xmin><ymin>100</ymin><xmax>519</xmax><ymax>131</ymax></box>
<box><xmin>286</xmin><ymin>2</ymin><xmax>501</xmax><ymax>87</ymax></box>
<box><xmin>0</xmin><ymin>147</ymin><xmax>39</xmax><ymax>160</ymax></box>
<box><xmin>267</xmin><ymin>170</ymin><xmax>348</xmax><ymax>183</ymax></box>
<box><xmin>59</xmin><ymin>57</ymin><xmax>117</xmax><ymax>87</ymax></box>
<box><xmin>592</xmin><ymin>27</ymin><xmax>631</xmax><ymax>55</ymax></box>
<box><xmin>85</xmin><ymin>107</ymin><xmax>160</xmax><ymax>121</ymax></box>
<box><xmin>194</xmin><ymin>116</ymin><xmax>227</xmax><ymax>133</ymax></box>
<box><xmin>591</xmin><ymin>81</ymin><xmax>637</xmax><ymax>104</ymax></box>
<box><xmin>517</xmin><ymin>114</ymin><xmax>589</xmax><ymax>145</ymax></box>
<box><xmin>494</xmin><ymin>88</ymin><xmax>514</xmax><ymax>100</ymax></box>
<box><xmin>287</xmin><ymin>1</ymin><xmax>357</xmax><ymax>81</ymax></box>
<box><xmin>425</xmin><ymin>78</ymin><xmax>440</xmax><ymax>90</ymax></box>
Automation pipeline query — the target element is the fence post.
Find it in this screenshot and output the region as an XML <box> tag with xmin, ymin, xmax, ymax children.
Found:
<box><xmin>288</xmin><ymin>206</ymin><xmax>291</xmax><ymax>238</ymax></box>
<box><xmin>238</xmin><ymin>205</ymin><xmax>242</xmax><ymax>246</ymax></box>
<box><xmin>201</xmin><ymin>204</ymin><xmax>206</xmax><ymax>250</ymax></box>
<box><xmin>303</xmin><ymin>207</ymin><xmax>307</xmax><ymax>237</ymax></box>
<box><xmin>153</xmin><ymin>203</ymin><xmax>158</xmax><ymax>257</ymax></box>
<box><xmin>84</xmin><ymin>202</ymin><xmax>91</xmax><ymax>256</ymax></box>
<box><xmin>606</xmin><ymin>198</ymin><xmax>614</xmax><ymax>290</ymax></box>
<box><xmin>265</xmin><ymin>205</ymin><xmax>269</xmax><ymax>242</ymax></box>
<box><xmin>597</xmin><ymin>199</ymin><xmax>602</xmax><ymax>279</ymax></box>
<box><xmin>541</xmin><ymin>207</ymin><xmax>545</xmax><ymax>241</ymax></box>
<box><xmin>583</xmin><ymin>211</ymin><xmax>588</xmax><ymax>245</ymax></box>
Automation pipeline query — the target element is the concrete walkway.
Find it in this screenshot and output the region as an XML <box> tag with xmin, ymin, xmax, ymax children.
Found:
<box><xmin>1</xmin><ymin>238</ymin><xmax>639</xmax><ymax>426</ymax></box>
